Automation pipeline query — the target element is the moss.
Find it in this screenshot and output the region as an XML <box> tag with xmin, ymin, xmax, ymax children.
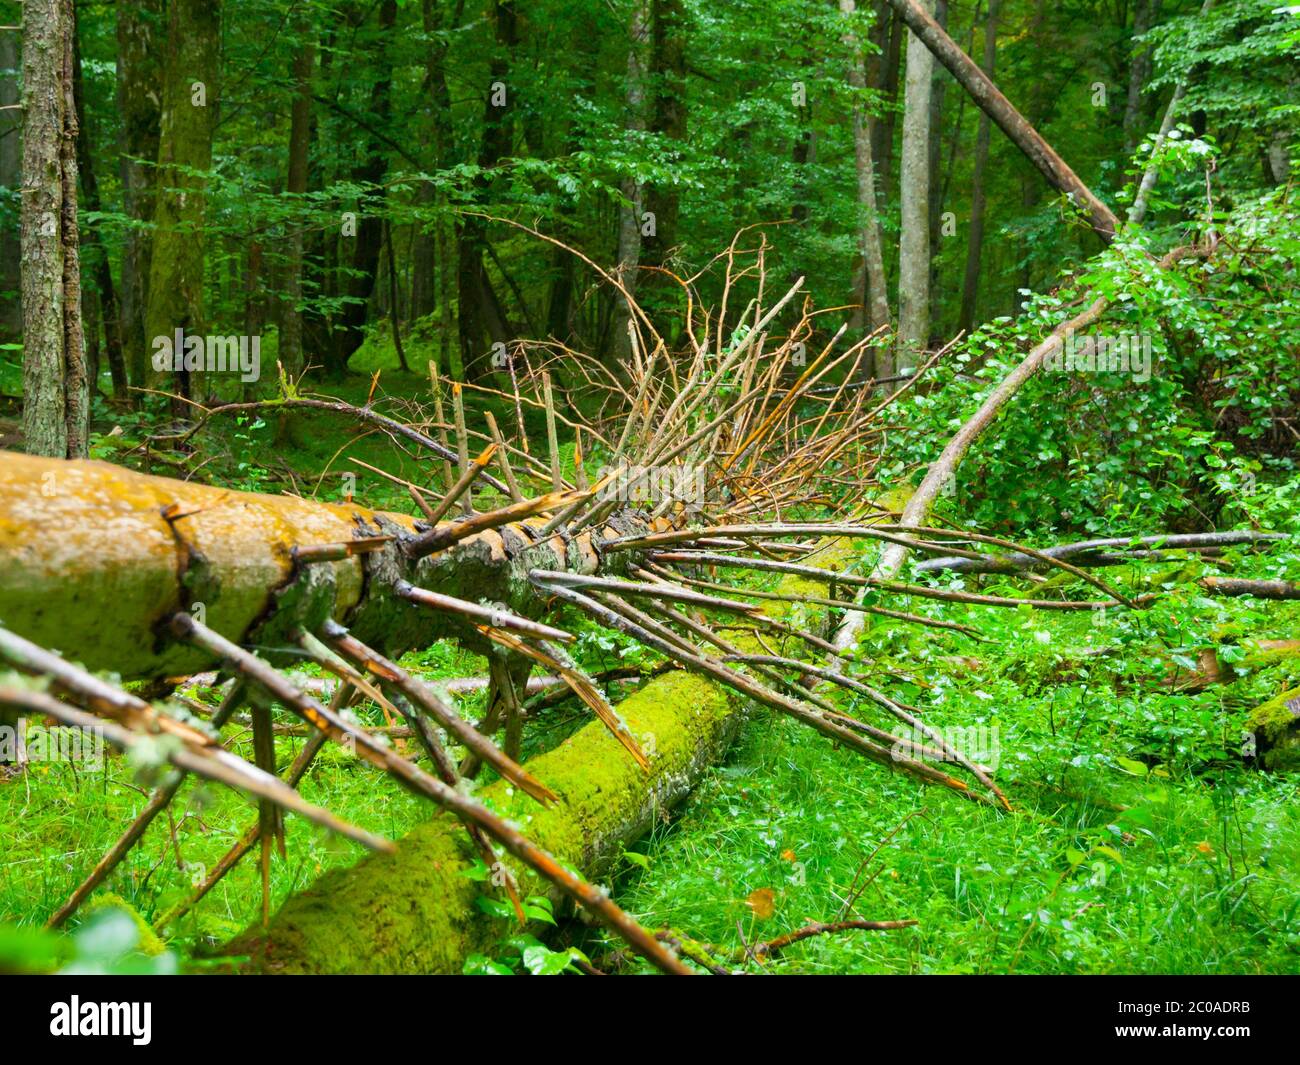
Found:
<box><xmin>228</xmin><ymin>668</ymin><xmax>741</xmax><ymax>973</ymax></box>
<box><xmin>1247</xmin><ymin>685</ymin><xmax>1300</xmax><ymax>772</ymax></box>
<box><xmin>84</xmin><ymin>893</ymin><xmax>168</xmax><ymax>956</ymax></box>
<box><xmin>228</xmin><ymin>533</ymin><xmax>860</xmax><ymax>974</ymax></box>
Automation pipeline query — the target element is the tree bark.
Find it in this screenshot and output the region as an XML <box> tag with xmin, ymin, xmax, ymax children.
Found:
<box><xmin>145</xmin><ymin>0</ymin><xmax>220</xmax><ymax>403</ymax></box>
<box><xmin>114</xmin><ymin>0</ymin><xmax>162</xmax><ymax>391</ymax></box>
<box><xmin>1123</xmin><ymin>0</ymin><xmax>1156</xmax><ymax>153</ymax></box>
<box><xmin>841</xmin><ymin>0</ymin><xmax>891</xmax><ymax>338</ymax></box>
<box><xmin>0</xmin><ymin>450</ymin><xmax>624</xmax><ymax>680</ymax></box>
<box><xmin>925</xmin><ymin>0</ymin><xmax>948</xmax><ymax>327</ymax></box>
<box><xmin>881</xmin><ymin>0</ymin><xmax>1119</xmax><ymax>242</ymax></box>
<box><xmin>21</xmin><ymin>0</ymin><xmax>85</xmax><ymax>457</ymax></box>
<box><xmin>72</xmin><ymin>14</ymin><xmax>128</xmax><ymax>404</ymax></box>
<box><xmin>457</xmin><ymin>0</ymin><xmax>517</xmax><ymax>377</ymax></box>
<box><xmin>958</xmin><ymin>0</ymin><xmax>999</xmax><ymax>335</ymax></box>
<box><xmin>280</xmin><ymin>33</ymin><xmax>314</xmax><ymax>382</ymax></box>
<box><xmin>332</xmin><ymin>0</ymin><xmax>396</xmax><ymax>375</ymax></box>
<box><xmin>610</xmin><ymin>0</ymin><xmax>649</xmax><ymax>367</ymax></box>
<box><xmin>896</xmin><ymin>0</ymin><xmax>933</xmax><ymax>363</ymax></box>
<box><xmin>642</xmin><ymin>0</ymin><xmax>687</xmax><ymax>270</ymax></box>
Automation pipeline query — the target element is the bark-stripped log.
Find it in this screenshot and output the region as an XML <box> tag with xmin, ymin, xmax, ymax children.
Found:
<box><xmin>0</xmin><ymin>453</ymin><xmax>651</xmax><ymax>677</ymax></box>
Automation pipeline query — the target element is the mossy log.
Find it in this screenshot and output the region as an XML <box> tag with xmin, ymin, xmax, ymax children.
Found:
<box><xmin>1248</xmin><ymin>685</ymin><xmax>1300</xmax><ymax>772</ymax></box>
<box><xmin>227</xmin><ymin>540</ymin><xmax>858</xmax><ymax>974</ymax></box>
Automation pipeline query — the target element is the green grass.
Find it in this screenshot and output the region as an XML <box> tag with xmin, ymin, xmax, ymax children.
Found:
<box><xmin>5</xmin><ymin>343</ymin><xmax>1299</xmax><ymax>974</ymax></box>
<box><xmin>596</xmin><ymin>575</ymin><xmax>1300</xmax><ymax>974</ymax></box>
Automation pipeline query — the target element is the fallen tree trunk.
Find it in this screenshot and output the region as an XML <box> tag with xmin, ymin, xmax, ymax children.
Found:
<box><xmin>916</xmin><ymin>531</ymin><xmax>1285</xmax><ymax>574</ymax></box>
<box><xmin>833</xmin><ymin>243</ymin><xmax>1212</xmax><ymax>654</ymax></box>
<box><xmin>225</xmin><ymin>537</ymin><xmax>860</xmax><ymax>974</ymax></box>
<box><xmin>882</xmin><ymin>0</ymin><xmax>1120</xmax><ymax>241</ymax></box>
<box><xmin>0</xmin><ymin>453</ymin><xmax>637</xmax><ymax>677</ymax></box>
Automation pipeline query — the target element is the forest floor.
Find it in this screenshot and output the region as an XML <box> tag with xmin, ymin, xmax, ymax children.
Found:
<box><xmin>3</xmin><ymin>337</ymin><xmax>1298</xmax><ymax>975</ymax></box>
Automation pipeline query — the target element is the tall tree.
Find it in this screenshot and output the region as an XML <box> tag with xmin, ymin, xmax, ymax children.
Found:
<box><xmin>926</xmin><ymin>0</ymin><xmax>948</xmax><ymax>323</ymax></box>
<box><xmin>72</xmin><ymin>15</ymin><xmax>128</xmax><ymax>403</ymax></box>
<box><xmin>21</xmin><ymin>0</ymin><xmax>86</xmax><ymax>457</ymax></box>
<box><xmin>895</xmin><ymin>0</ymin><xmax>934</xmax><ymax>362</ymax></box>
<box><xmin>642</xmin><ymin>0</ymin><xmax>687</xmax><ymax>270</ymax></box>
<box><xmin>959</xmin><ymin>0</ymin><xmax>999</xmax><ymax>334</ymax></box>
<box><xmin>332</xmin><ymin>0</ymin><xmax>396</xmax><ymax>375</ymax></box>
<box><xmin>841</xmin><ymin>0</ymin><xmax>891</xmax><ymax>341</ymax></box>
<box><xmin>279</xmin><ymin>24</ymin><xmax>314</xmax><ymax>382</ymax></box>
<box><xmin>0</xmin><ymin>29</ymin><xmax>20</xmax><ymax>341</ymax></box>
<box><xmin>610</xmin><ymin>0</ymin><xmax>650</xmax><ymax>368</ymax></box>
<box><xmin>1123</xmin><ymin>0</ymin><xmax>1157</xmax><ymax>153</ymax></box>
<box><xmin>115</xmin><ymin>0</ymin><xmax>163</xmax><ymax>389</ymax></box>
<box><xmin>145</xmin><ymin>0</ymin><xmax>219</xmax><ymax>402</ymax></box>
<box><xmin>456</xmin><ymin>0</ymin><xmax>518</xmax><ymax>377</ymax></box>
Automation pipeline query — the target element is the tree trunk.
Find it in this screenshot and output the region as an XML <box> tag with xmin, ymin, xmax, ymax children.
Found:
<box><xmin>0</xmin><ymin>31</ymin><xmax>21</xmax><ymax>342</ymax></box>
<box><xmin>896</xmin><ymin>0</ymin><xmax>933</xmax><ymax>363</ymax></box>
<box><xmin>642</xmin><ymin>0</ymin><xmax>687</xmax><ymax>270</ymax></box>
<box><xmin>115</xmin><ymin>0</ymin><xmax>162</xmax><ymax>390</ymax></box>
<box><xmin>873</xmin><ymin>1</ymin><xmax>903</xmax><ymax>195</ymax></box>
<box><xmin>21</xmin><ymin>0</ymin><xmax>86</xmax><ymax>458</ymax></box>
<box><xmin>1123</xmin><ymin>0</ymin><xmax>1155</xmax><ymax>153</ymax></box>
<box><xmin>280</xmin><ymin>34</ymin><xmax>314</xmax><ymax>382</ymax></box>
<box><xmin>72</xmin><ymin>14</ymin><xmax>128</xmax><ymax>404</ymax></box>
<box><xmin>841</xmin><ymin>0</ymin><xmax>891</xmax><ymax>339</ymax></box>
<box><xmin>958</xmin><ymin>0</ymin><xmax>999</xmax><ymax>335</ymax></box>
<box><xmin>457</xmin><ymin>0</ymin><xmax>517</xmax><ymax>377</ymax></box>
<box><xmin>925</xmin><ymin>0</ymin><xmax>948</xmax><ymax>330</ymax></box>
<box><xmin>145</xmin><ymin>0</ymin><xmax>220</xmax><ymax>404</ymax></box>
<box><xmin>219</xmin><ymin>533</ymin><xmax>855</xmax><ymax>974</ymax></box>
<box><xmin>610</xmin><ymin>0</ymin><xmax>650</xmax><ymax>367</ymax></box>
<box><xmin>881</xmin><ymin>0</ymin><xmax>1119</xmax><ymax>242</ymax></box>
<box><xmin>332</xmin><ymin>0</ymin><xmax>396</xmax><ymax>375</ymax></box>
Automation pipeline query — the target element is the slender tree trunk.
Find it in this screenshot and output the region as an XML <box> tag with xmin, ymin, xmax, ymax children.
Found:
<box><xmin>926</xmin><ymin>0</ymin><xmax>948</xmax><ymax>330</ymax></box>
<box><xmin>611</xmin><ymin>0</ymin><xmax>649</xmax><ymax>367</ymax></box>
<box><xmin>115</xmin><ymin>0</ymin><xmax>163</xmax><ymax>392</ymax></box>
<box><xmin>896</xmin><ymin>0</ymin><xmax>934</xmax><ymax>362</ymax></box>
<box><xmin>874</xmin><ymin>2</ymin><xmax>903</xmax><ymax>194</ymax></box>
<box><xmin>72</xmin><ymin>16</ymin><xmax>127</xmax><ymax>404</ymax></box>
<box><xmin>333</xmin><ymin>0</ymin><xmax>396</xmax><ymax>375</ymax></box>
<box><xmin>841</xmin><ymin>0</ymin><xmax>891</xmax><ymax>339</ymax></box>
<box><xmin>0</xmin><ymin>31</ymin><xmax>21</xmax><ymax>342</ymax></box>
<box><xmin>384</xmin><ymin>220</ymin><xmax>410</xmax><ymax>372</ymax></box>
<box><xmin>145</xmin><ymin>0</ymin><xmax>219</xmax><ymax>405</ymax></box>
<box><xmin>280</xmin><ymin>34</ymin><xmax>314</xmax><ymax>382</ymax></box>
<box><xmin>881</xmin><ymin>0</ymin><xmax>1119</xmax><ymax>242</ymax></box>
<box><xmin>457</xmin><ymin>0</ymin><xmax>517</xmax><ymax>377</ymax></box>
<box><xmin>21</xmin><ymin>0</ymin><xmax>86</xmax><ymax>457</ymax></box>
<box><xmin>959</xmin><ymin>0</ymin><xmax>999</xmax><ymax>335</ymax></box>
<box><xmin>642</xmin><ymin>0</ymin><xmax>687</xmax><ymax>270</ymax></box>
<box><xmin>1123</xmin><ymin>0</ymin><xmax>1155</xmax><ymax>153</ymax></box>
<box><xmin>20</xmin><ymin>0</ymin><xmax>65</xmax><ymax>457</ymax></box>
<box><xmin>418</xmin><ymin>0</ymin><xmax>459</xmax><ymax>376</ymax></box>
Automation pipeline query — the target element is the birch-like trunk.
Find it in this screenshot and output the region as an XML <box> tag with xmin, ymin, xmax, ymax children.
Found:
<box><xmin>895</xmin><ymin>0</ymin><xmax>933</xmax><ymax>364</ymax></box>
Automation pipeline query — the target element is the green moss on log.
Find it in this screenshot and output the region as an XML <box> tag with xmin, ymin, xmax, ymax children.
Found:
<box><xmin>227</xmin><ymin>670</ymin><xmax>736</xmax><ymax>974</ymax></box>
<box><xmin>1248</xmin><ymin>685</ymin><xmax>1300</xmax><ymax>772</ymax></box>
<box><xmin>227</xmin><ymin>536</ymin><xmax>864</xmax><ymax>974</ymax></box>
